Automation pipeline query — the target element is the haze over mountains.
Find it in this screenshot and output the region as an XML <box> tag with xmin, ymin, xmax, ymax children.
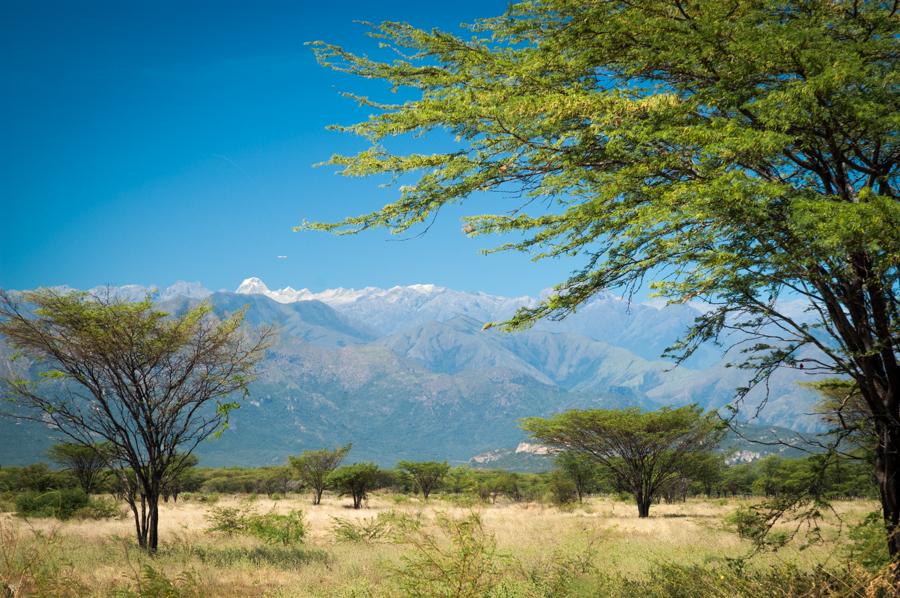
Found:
<box><xmin>0</xmin><ymin>278</ymin><xmax>824</xmax><ymax>466</ymax></box>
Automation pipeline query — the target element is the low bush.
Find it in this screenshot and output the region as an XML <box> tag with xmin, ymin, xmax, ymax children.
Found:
<box><xmin>15</xmin><ymin>489</ymin><xmax>89</xmax><ymax>520</ymax></box>
<box><xmin>331</xmin><ymin>510</ymin><xmax>414</xmax><ymax>543</ymax></box>
<box><xmin>74</xmin><ymin>496</ymin><xmax>125</xmax><ymax>520</ymax></box>
<box><xmin>112</xmin><ymin>564</ymin><xmax>206</xmax><ymax>598</ymax></box>
<box><xmin>207</xmin><ymin>504</ymin><xmax>306</xmax><ymax>545</ymax></box>
<box><xmin>392</xmin><ymin>512</ymin><xmax>506</xmax><ymax>598</ymax></box>
<box><xmin>846</xmin><ymin>511</ymin><xmax>891</xmax><ymax>572</ymax></box>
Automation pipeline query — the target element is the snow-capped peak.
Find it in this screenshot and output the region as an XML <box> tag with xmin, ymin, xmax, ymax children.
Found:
<box><xmin>236</xmin><ymin>277</ymin><xmax>271</xmax><ymax>295</ymax></box>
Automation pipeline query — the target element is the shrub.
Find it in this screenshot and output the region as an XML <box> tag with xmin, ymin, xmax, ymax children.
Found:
<box><xmin>846</xmin><ymin>511</ymin><xmax>892</xmax><ymax>572</ymax></box>
<box><xmin>548</xmin><ymin>472</ymin><xmax>578</xmax><ymax>506</ymax></box>
<box><xmin>73</xmin><ymin>496</ymin><xmax>124</xmax><ymax>520</ymax></box>
<box><xmin>392</xmin><ymin>512</ymin><xmax>505</xmax><ymax>598</ymax></box>
<box><xmin>207</xmin><ymin>504</ymin><xmax>306</xmax><ymax>545</ymax></box>
<box><xmin>15</xmin><ymin>489</ymin><xmax>89</xmax><ymax>520</ymax></box>
<box><xmin>589</xmin><ymin>561</ymin><xmax>896</xmax><ymax>598</ymax></box>
<box><xmin>112</xmin><ymin>564</ymin><xmax>205</xmax><ymax>598</ymax></box>
<box><xmin>725</xmin><ymin>506</ymin><xmax>789</xmax><ymax>550</ymax></box>
<box><xmin>331</xmin><ymin>510</ymin><xmax>414</xmax><ymax>543</ymax></box>
<box><xmin>245</xmin><ymin>511</ymin><xmax>306</xmax><ymax>546</ymax></box>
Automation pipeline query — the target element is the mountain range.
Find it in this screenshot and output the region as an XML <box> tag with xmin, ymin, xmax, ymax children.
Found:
<box><xmin>0</xmin><ymin>278</ymin><xmax>826</xmax><ymax>467</ymax></box>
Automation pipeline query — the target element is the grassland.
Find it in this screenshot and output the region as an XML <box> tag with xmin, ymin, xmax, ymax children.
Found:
<box><xmin>0</xmin><ymin>493</ymin><xmax>884</xmax><ymax>597</ymax></box>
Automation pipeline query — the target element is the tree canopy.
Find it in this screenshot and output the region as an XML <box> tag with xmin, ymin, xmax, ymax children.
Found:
<box><xmin>0</xmin><ymin>290</ymin><xmax>269</xmax><ymax>551</ymax></box>
<box><xmin>289</xmin><ymin>444</ymin><xmax>351</xmax><ymax>505</ymax></box>
<box><xmin>307</xmin><ymin>0</ymin><xmax>898</xmax><ymax>552</ymax></box>
<box><xmin>47</xmin><ymin>442</ymin><xmax>111</xmax><ymax>495</ymax></box>
<box><xmin>523</xmin><ymin>405</ymin><xmax>721</xmax><ymax>516</ymax></box>
<box><xmin>328</xmin><ymin>462</ymin><xmax>380</xmax><ymax>509</ymax></box>
<box><xmin>397</xmin><ymin>460</ymin><xmax>450</xmax><ymax>500</ymax></box>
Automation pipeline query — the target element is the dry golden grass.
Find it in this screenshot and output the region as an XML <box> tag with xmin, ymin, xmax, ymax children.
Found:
<box><xmin>0</xmin><ymin>493</ymin><xmax>880</xmax><ymax>597</ymax></box>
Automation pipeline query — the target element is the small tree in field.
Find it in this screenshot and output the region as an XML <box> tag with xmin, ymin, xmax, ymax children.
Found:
<box><xmin>523</xmin><ymin>406</ymin><xmax>721</xmax><ymax>517</ymax></box>
<box><xmin>397</xmin><ymin>461</ymin><xmax>449</xmax><ymax>500</ymax></box>
<box><xmin>554</xmin><ymin>452</ymin><xmax>598</xmax><ymax>503</ymax></box>
<box><xmin>0</xmin><ymin>290</ymin><xmax>269</xmax><ymax>552</ymax></box>
<box><xmin>161</xmin><ymin>453</ymin><xmax>201</xmax><ymax>503</ymax></box>
<box><xmin>289</xmin><ymin>444</ymin><xmax>351</xmax><ymax>505</ymax></box>
<box><xmin>328</xmin><ymin>463</ymin><xmax>379</xmax><ymax>509</ymax></box>
<box><xmin>47</xmin><ymin>442</ymin><xmax>111</xmax><ymax>495</ymax></box>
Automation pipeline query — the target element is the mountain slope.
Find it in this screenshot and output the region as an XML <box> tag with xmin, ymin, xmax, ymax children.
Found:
<box><xmin>0</xmin><ymin>279</ymin><xmax>828</xmax><ymax>466</ymax></box>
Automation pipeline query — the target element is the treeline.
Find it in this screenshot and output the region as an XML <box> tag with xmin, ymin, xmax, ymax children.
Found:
<box><xmin>0</xmin><ymin>451</ymin><xmax>876</xmax><ymax>508</ymax></box>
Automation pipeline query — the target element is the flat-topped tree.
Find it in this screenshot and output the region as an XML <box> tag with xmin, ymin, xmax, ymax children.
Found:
<box><xmin>306</xmin><ymin>1</ymin><xmax>898</xmax><ymax>556</ymax></box>
<box><xmin>398</xmin><ymin>461</ymin><xmax>449</xmax><ymax>500</ymax></box>
<box><xmin>47</xmin><ymin>442</ymin><xmax>111</xmax><ymax>495</ymax></box>
<box><xmin>289</xmin><ymin>444</ymin><xmax>351</xmax><ymax>505</ymax></box>
<box><xmin>0</xmin><ymin>289</ymin><xmax>270</xmax><ymax>552</ymax></box>
<box><xmin>523</xmin><ymin>406</ymin><xmax>721</xmax><ymax>517</ymax></box>
<box><xmin>328</xmin><ymin>462</ymin><xmax>380</xmax><ymax>509</ymax></box>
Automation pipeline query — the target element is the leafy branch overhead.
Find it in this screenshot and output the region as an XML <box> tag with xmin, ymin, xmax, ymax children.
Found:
<box><xmin>304</xmin><ymin>0</ymin><xmax>897</xmax><ymax>557</ymax></box>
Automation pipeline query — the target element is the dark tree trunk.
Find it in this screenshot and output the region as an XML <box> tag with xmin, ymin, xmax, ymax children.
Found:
<box><xmin>147</xmin><ymin>494</ymin><xmax>160</xmax><ymax>553</ymax></box>
<box><xmin>313</xmin><ymin>487</ymin><xmax>323</xmax><ymax>505</ymax></box>
<box><xmin>636</xmin><ymin>494</ymin><xmax>651</xmax><ymax>518</ymax></box>
<box><xmin>876</xmin><ymin>420</ymin><xmax>900</xmax><ymax>558</ymax></box>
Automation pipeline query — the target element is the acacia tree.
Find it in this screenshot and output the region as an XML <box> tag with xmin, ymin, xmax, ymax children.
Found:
<box><xmin>523</xmin><ymin>406</ymin><xmax>720</xmax><ymax>517</ymax></box>
<box><xmin>288</xmin><ymin>444</ymin><xmax>351</xmax><ymax>505</ymax></box>
<box><xmin>47</xmin><ymin>442</ymin><xmax>111</xmax><ymax>495</ymax></box>
<box><xmin>554</xmin><ymin>452</ymin><xmax>598</xmax><ymax>503</ymax></box>
<box><xmin>0</xmin><ymin>290</ymin><xmax>269</xmax><ymax>552</ymax></box>
<box><xmin>161</xmin><ymin>453</ymin><xmax>201</xmax><ymax>503</ymax></box>
<box><xmin>306</xmin><ymin>1</ymin><xmax>898</xmax><ymax>554</ymax></box>
<box><xmin>397</xmin><ymin>461</ymin><xmax>450</xmax><ymax>500</ymax></box>
<box><xmin>328</xmin><ymin>462</ymin><xmax>380</xmax><ymax>509</ymax></box>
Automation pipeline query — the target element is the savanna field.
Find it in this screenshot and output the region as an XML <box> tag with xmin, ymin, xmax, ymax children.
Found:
<box><xmin>1</xmin><ymin>491</ymin><xmax>892</xmax><ymax>597</ymax></box>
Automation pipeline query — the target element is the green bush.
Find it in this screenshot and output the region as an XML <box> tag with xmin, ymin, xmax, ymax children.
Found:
<box><xmin>331</xmin><ymin>510</ymin><xmax>413</xmax><ymax>543</ymax></box>
<box><xmin>846</xmin><ymin>511</ymin><xmax>892</xmax><ymax>572</ymax></box>
<box><xmin>73</xmin><ymin>496</ymin><xmax>124</xmax><ymax>520</ymax></box>
<box><xmin>15</xmin><ymin>489</ymin><xmax>89</xmax><ymax>520</ymax></box>
<box><xmin>588</xmin><ymin>561</ymin><xmax>894</xmax><ymax>598</ymax></box>
<box><xmin>245</xmin><ymin>511</ymin><xmax>306</xmax><ymax>546</ymax></box>
<box><xmin>207</xmin><ymin>504</ymin><xmax>306</xmax><ymax>545</ymax></box>
<box><xmin>392</xmin><ymin>512</ymin><xmax>505</xmax><ymax>598</ymax></box>
<box><xmin>548</xmin><ymin>472</ymin><xmax>578</xmax><ymax>506</ymax></box>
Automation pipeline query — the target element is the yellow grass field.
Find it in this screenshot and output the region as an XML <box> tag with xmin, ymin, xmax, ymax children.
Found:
<box><xmin>0</xmin><ymin>493</ymin><xmax>883</xmax><ymax>597</ymax></box>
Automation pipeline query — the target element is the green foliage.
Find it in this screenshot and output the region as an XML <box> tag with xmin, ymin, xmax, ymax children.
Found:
<box><xmin>0</xmin><ymin>289</ymin><xmax>271</xmax><ymax>551</ymax></box>
<box><xmin>392</xmin><ymin>512</ymin><xmax>505</xmax><ymax>598</ymax></box>
<box><xmin>72</xmin><ymin>496</ymin><xmax>124</xmax><ymax>520</ymax></box>
<box><xmin>397</xmin><ymin>461</ymin><xmax>450</xmax><ymax>499</ymax></box>
<box><xmin>15</xmin><ymin>488</ymin><xmax>89</xmax><ymax>520</ymax></box>
<box><xmin>554</xmin><ymin>452</ymin><xmax>598</xmax><ymax>503</ymax></box>
<box><xmin>327</xmin><ymin>463</ymin><xmax>380</xmax><ymax>509</ymax></box>
<box><xmin>113</xmin><ymin>564</ymin><xmax>205</xmax><ymax>598</ymax></box>
<box><xmin>331</xmin><ymin>510</ymin><xmax>414</xmax><ymax>543</ymax></box>
<box><xmin>726</xmin><ymin>506</ymin><xmax>790</xmax><ymax>551</ymax></box>
<box><xmin>206</xmin><ymin>504</ymin><xmax>306</xmax><ymax>545</ymax></box>
<box><xmin>846</xmin><ymin>511</ymin><xmax>892</xmax><ymax>573</ymax></box>
<box><xmin>288</xmin><ymin>444</ymin><xmax>351</xmax><ymax>505</ymax></box>
<box><xmin>547</xmin><ymin>471</ymin><xmax>578</xmax><ymax>506</ymax></box>
<box><xmin>524</xmin><ymin>406</ymin><xmax>721</xmax><ymax>516</ymax></box>
<box><xmin>47</xmin><ymin>442</ymin><xmax>111</xmax><ymax>495</ymax></box>
<box><xmin>590</xmin><ymin>561</ymin><xmax>892</xmax><ymax>598</ymax></box>
<box><xmin>307</xmin><ymin>0</ymin><xmax>899</xmax><ymax>557</ymax></box>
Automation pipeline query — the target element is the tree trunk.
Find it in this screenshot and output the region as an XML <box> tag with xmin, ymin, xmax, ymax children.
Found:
<box><xmin>636</xmin><ymin>495</ymin><xmax>651</xmax><ymax>518</ymax></box>
<box><xmin>313</xmin><ymin>487</ymin><xmax>323</xmax><ymax>505</ymax></box>
<box><xmin>147</xmin><ymin>493</ymin><xmax>160</xmax><ymax>553</ymax></box>
<box><xmin>876</xmin><ymin>420</ymin><xmax>900</xmax><ymax>558</ymax></box>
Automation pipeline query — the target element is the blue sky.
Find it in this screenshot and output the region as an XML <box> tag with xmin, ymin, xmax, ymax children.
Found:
<box><xmin>1</xmin><ymin>0</ymin><xmax>583</xmax><ymax>296</ymax></box>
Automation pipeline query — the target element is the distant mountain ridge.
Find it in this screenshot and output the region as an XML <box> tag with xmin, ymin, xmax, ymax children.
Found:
<box><xmin>0</xmin><ymin>278</ymin><xmax>826</xmax><ymax>466</ymax></box>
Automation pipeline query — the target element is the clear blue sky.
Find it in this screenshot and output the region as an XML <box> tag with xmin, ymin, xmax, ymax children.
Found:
<box><xmin>1</xmin><ymin>0</ymin><xmax>581</xmax><ymax>296</ymax></box>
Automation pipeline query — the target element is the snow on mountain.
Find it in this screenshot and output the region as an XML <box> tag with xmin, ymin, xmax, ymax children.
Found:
<box><xmin>235</xmin><ymin>277</ymin><xmax>536</xmax><ymax>332</ymax></box>
<box><xmin>159</xmin><ymin>281</ymin><xmax>211</xmax><ymax>301</ymax></box>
